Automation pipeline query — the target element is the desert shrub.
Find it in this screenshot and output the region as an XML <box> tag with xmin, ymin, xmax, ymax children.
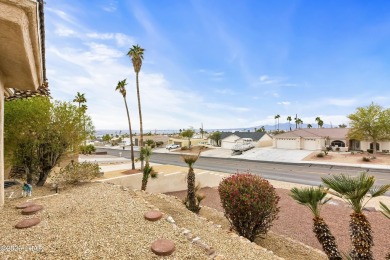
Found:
<box><xmin>218</xmin><ymin>173</ymin><xmax>280</xmax><ymax>242</ymax></box>
<box><xmin>317</xmin><ymin>152</ymin><xmax>325</xmax><ymax>158</ymax></box>
<box><xmin>335</xmin><ymin>147</ymin><xmax>340</xmax><ymax>152</ymax></box>
<box><xmin>326</xmin><ymin>146</ymin><xmax>332</xmax><ymax>151</ymax></box>
<box><xmin>362</xmin><ymin>157</ymin><xmax>371</xmax><ymax>162</ymax></box>
<box><xmin>367</xmin><ymin>149</ymin><xmax>373</xmax><ymax>154</ymax></box>
<box><xmin>155</xmin><ymin>141</ymin><xmax>164</xmax><ymax>147</ymax></box>
<box><xmin>79</xmin><ymin>144</ymin><xmax>96</xmax><ymax>154</ymax></box>
<box><xmin>181</xmin><ymin>146</ymin><xmax>189</xmax><ymax>150</ymax></box>
<box><xmin>53</xmin><ymin>161</ymin><xmax>101</xmax><ymax>185</ymax></box>
<box><xmin>351</xmin><ymin>151</ymin><xmax>355</xmax><ymax>155</ymax></box>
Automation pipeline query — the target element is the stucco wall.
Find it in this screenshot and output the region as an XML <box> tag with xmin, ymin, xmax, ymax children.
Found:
<box><xmin>0</xmin><ymin>0</ymin><xmax>43</xmax><ymax>90</ymax></box>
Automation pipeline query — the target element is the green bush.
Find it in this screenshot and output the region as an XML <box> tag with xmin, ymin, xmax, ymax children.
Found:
<box><xmin>155</xmin><ymin>141</ymin><xmax>164</xmax><ymax>147</ymax></box>
<box><xmin>181</xmin><ymin>146</ymin><xmax>189</xmax><ymax>150</ymax></box>
<box><xmin>317</xmin><ymin>152</ymin><xmax>325</xmax><ymax>158</ymax></box>
<box><xmin>218</xmin><ymin>173</ymin><xmax>280</xmax><ymax>242</ymax></box>
<box><xmin>53</xmin><ymin>161</ymin><xmax>101</xmax><ymax>185</ymax></box>
<box><xmin>79</xmin><ymin>144</ymin><xmax>96</xmax><ymax>154</ymax></box>
<box><xmin>367</xmin><ymin>149</ymin><xmax>373</xmax><ymax>154</ymax></box>
<box><xmin>362</xmin><ymin>157</ymin><xmax>371</xmax><ymax>162</ymax></box>
<box><xmin>335</xmin><ymin>147</ymin><xmax>340</xmax><ymax>152</ymax></box>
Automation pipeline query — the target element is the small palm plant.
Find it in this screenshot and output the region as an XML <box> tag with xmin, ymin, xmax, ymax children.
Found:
<box><xmin>290</xmin><ymin>187</ymin><xmax>342</xmax><ymax>260</ymax></box>
<box><xmin>140</xmin><ymin>146</ymin><xmax>156</xmax><ymax>191</ymax></box>
<box><xmin>182</xmin><ymin>152</ymin><xmax>202</xmax><ymax>213</ymax></box>
<box><xmin>322</xmin><ymin>172</ymin><xmax>390</xmax><ymax>260</ymax></box>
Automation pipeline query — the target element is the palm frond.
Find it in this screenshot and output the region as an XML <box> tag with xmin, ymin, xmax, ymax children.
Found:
<box><xmin>290</xmin><ymin>187</ymin><xmax>330</xmax><ymax>217</ymax></box>
<box><xmin>379</xmin><ymin>202</ymin><xmax>390</xmax><ymax>219</ymax></box>
<box><xmin>322</xmin><ymin>172</ymin><xmax>377</xmax><ymax>213</ymax></box>
<box><xmin>182</xmin><ymin>152</ymin><xmax>200</xmax><ymax>167</ymax></box>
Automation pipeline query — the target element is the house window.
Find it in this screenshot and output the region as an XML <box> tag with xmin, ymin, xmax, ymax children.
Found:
<box><xmin>370</xmin><ymin>143</ymin><xmax>380</xmax><ymax>150</ymax></box>
<box><xmin>331</xmin><ymin>140</ymin><xmax>345</xmax><ymax>147</ymax></box>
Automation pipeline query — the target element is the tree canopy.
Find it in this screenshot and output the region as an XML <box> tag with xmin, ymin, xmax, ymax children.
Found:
<box><xmin>4</xmin><ymin>97</ymin><xmax>94</xmax><ymax>185</ymax></box>
<box><xmin>347</xmin><ymin>103</ymin><xmax>390</xmax><ymax>153</ymax></box>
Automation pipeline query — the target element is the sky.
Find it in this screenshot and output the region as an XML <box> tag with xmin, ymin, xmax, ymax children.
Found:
<box><xmin>45</xmin><ymin>0</ymin><xmax>390</xmax><ymax>131</ymax></box>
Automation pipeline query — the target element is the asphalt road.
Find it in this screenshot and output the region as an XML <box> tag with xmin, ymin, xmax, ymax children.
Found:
<box><xmin>97</xmin><ymin>148</ymin><xmax>390</xmax><ymax>194</ymax></box>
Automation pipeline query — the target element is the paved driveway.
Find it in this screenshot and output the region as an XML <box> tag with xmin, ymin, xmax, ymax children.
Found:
<box><xmin>200</xmin><ymin>147</ymin><xmax>314</xmax><ymax>163</ymax></box>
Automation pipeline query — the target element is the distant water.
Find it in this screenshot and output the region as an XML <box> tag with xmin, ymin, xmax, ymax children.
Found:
<box><xmin>95</xmin><ymin>129</ymin><xmax>179</xmax><ymax>137</ymax></box>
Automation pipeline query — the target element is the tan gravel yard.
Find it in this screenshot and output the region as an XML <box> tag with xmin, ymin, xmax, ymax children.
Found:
<box><xmin>0</xmin><ymin>183</ymin><xmax>281</xmax><ymax>259</ymax></box>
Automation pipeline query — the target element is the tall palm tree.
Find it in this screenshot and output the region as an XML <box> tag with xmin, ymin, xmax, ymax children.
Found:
<box><xmin>80</xmin><ymin>104</ymin><xmax>88</xmax><ymax>145</ymax></box>
<box><xmin>322</xmin><ymin>173</ymin><xmax>390</xmax><ymax>260</ymax></box>
<box><xmin>275</xmin><ymin>114</ymin><xmax>280</xmax><ymax>131</ymax></box>
<box><xmin>315</xmin><ymin>117</ymin><xmax>322</xmax><ymax>128</ymax></box>
<box><xmin>127</xmin><ymin>44</ymin><xmax>145</xmax><ymax>169</ymax></box>
<box><xmin>290</xmin><ymin>187</ymin><xmax>342</xmax><ymax>259</ymax></box>
<box><xmin>141</xmin><ymin>146</ymin><xmax>155</xmax><ymax>191</ymax></box>
<box><xmin>73</xmin><ymin>92</ymin><xmax>87</xmax><ymax>108</ymax></box>
<box><xmin>287</xmin><ymin>116</ymin><xmax>292</xmax><ymax>131</ymax></box>
<box><xmin>182</xmin><ymin>152</ymin><xmax>202</xmax><ymax>213</ymax></box>
<box><xmin>115</xmin><ymin>79</ymin><xmax>135</xmax><ymax>170</ymax></box>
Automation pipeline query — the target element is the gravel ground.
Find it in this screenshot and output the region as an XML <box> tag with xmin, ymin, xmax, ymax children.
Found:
<box><xmin>1</xmin><ymin>183</ymin><xmax>282</xmax><ymax>259</ymax></box>
<box><xmin>166</xmin><ymin>187</ymin><xmax>390</xmax><ymax>260</ymax></box>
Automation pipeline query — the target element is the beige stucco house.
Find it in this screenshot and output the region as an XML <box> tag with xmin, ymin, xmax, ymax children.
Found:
<box><xmin>273</xmin><ymin>128</ymin><xmax>350</xmax><ymax>151</ymax></box>
<box><xmin>0</xmin><ymin>0</ymin><xmax>46</xmax><ymax>207</ymax></box>
<box><xmin>274</xmin><ymin>128</ymin><xmax>390</xmax><ymax>152</ymax></box>
<box><xmin>217</xmin><ymin>131</ymin><xmax>273</xmax><ymax>149</ymax></box>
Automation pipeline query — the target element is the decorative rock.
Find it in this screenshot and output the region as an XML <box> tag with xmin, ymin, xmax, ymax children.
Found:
<box><xmin>166</xmin><ymin>216</ymin><xmax>175</xmax><ymax>223</ymax></box>
<box><xmin>144</xmin><ymin>210</ymin><xmax>163</xmax><ymax>221</ymax></box>
<box><xmin>207</xmin><ymin>247</ymin><xmax>216</xmax><ymax>255</ymax></box>
<box><xmin>191</xmin><ymin>237</ymin><xmax>201</xmax><ymax>243</ymax></box>
<box><xmin>15</xmin><ymin>218</ymin><xmax>41</xmax><ymax>229</ymax></box>
<box><xmin>363</xmin><ymin>207</ymin><xmax>376</xmax><ymax>212</ymax></box>
<box><xmin>151</xmin><ymin>239</ymin><xmax>175</xmax><ymax>256</ymax></box>
<box><xmin>16</xmin><ymin>202</ymin><xmax>35</xmax><ymax>209</ymax></box>
<box><xmin>21</xmin><ymin>204</ymin><xmax>43</xmax><ymax>215</ymax></box>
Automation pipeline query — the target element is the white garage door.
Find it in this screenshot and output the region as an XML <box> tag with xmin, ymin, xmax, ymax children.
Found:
<box><xmin>276</xmin><ymin>139</ymin><xmax>296</xmax><ymax>149</ymax></box>
<box><xmin>221</xmin><ymin>141</ymin><xmax>236</xmax><ymax>149</ymax></box>
<box><xmin>303</xmin><ymin>139</ymin><xmax>317</xmax><ymax>150</ymax></box>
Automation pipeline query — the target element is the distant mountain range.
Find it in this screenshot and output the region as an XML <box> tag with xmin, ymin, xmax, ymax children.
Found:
<box><xmin>96</xmin><ymin>123</ymin><xmax>339</xmax><ymax>136</ymax></box>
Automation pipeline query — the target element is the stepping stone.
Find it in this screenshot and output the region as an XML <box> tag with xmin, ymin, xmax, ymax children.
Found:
<box><xmin>144</xmin><ymin>210</ymin><xmax>163</xmax><ymax>221</ymax></box>
<box><xmin>15</xmin><ymin>218</ymin><xmax>41</xmax><ymax>229</ymax></box>
<box><xmin>16</xmin><ymin>202</ymin><xmax>35</xmax><ymax>209</ymax></box>
<box><xmin>151</xmin><ymin>239</ymin><xmax>175</xmax><ymax>256</ymax></box>
<box><xmin>21</xmin><ymin>205</ymin><xmax>43</xmax><ymax>215</ymax></box>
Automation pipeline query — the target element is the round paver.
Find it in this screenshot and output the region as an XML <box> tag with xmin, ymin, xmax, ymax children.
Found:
<box><xmin>15</xmin><ymin>218</ymin><xmax>41</xmax><ymax>229</ymax></box>
<box><xmin>21</xmin><ymin>204</ymin><xmax>43</xmax><ymax>215</ymax></box>
<box><xmin>144</xmin><ymin>210</ymin><xmax>163</xmax><ymax>221</ymax></box>
<box><xmin>151</xmin><ymin>239</ymin><xmax>175</xmax><ymax>256</ymax></box>
<box><xmin>16</xmin><ymin>202</ymin><xmax>35</xmax><ymax>209</ymax></box>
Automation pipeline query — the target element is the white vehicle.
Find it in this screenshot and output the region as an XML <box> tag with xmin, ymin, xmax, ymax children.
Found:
<box><xmin>166</xmin><ymin>144</ymin><xmax>180</xmax><ymax>149</ymax></box>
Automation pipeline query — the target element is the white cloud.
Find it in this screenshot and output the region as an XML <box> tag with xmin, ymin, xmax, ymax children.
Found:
<box><xmin>277</xmin><ymin>101</ymin><xmax>291</xmax><ymax>106</ymax></box>
<box><xmin>214</xmin><ymin>88</ymin><xmax>235</xmax><ymax>95</ymax></box>
<box><xmin>54</xmin><ymin>26</ymin><xmax>76</xmax><ymax>37</ymax></box>
<box><xmin>101</xmin><ymin>1</ymin><xmax>117</xmax><ymax>12</ymax></box>
<box><xmin>86</xmin><ymin>33</ymin><xmax>135</xmax><ymax>47</ymax></box>
<box><xmin>327</xmin><ymin>98</ymin><xmax>357</xmax><ymax>107</ymax></box>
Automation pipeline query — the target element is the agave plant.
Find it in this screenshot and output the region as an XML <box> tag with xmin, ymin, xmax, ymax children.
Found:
<box><xmin>182</xmin><ymin>152</ymin><xmax>202</xmax><ymax>213</ymax></box>
<box><xmin>322</xmin><ymin>172</ymin><xmax>390</xmax><ymax>260</ymax></box>
<box><xmin>290</xmin><ymin>187</ymin><xmax>342</xmax><ymax>259</ymax></box>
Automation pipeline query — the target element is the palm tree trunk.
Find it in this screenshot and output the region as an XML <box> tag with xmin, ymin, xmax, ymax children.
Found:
<box><xmin>350</xmin><ymin>212</ymin><xmax>373</xmax><ymax>260</ymax></box>
<box><xmin>187</xmin><ymin>167</ymin><xmax>197</xmax><ymax>212</ymax></box>
<box><xmin>313</xmin><ymin>217</ymin><xmax>342</xmax><ymax>260</ymax></box>
<box><xmin>124</xmin><ymin>98</ymin><xmax>135</xmax><ymax>170</ymax></box>
<box><xmin>135</xmin><ymin>72</ymin><xmax>144</xmax><ymax>170</ymax></box>
<box><xmin>141</xmin><ymin>160</ymin><xmax>150</xmax><ymax>191</ymax></box>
